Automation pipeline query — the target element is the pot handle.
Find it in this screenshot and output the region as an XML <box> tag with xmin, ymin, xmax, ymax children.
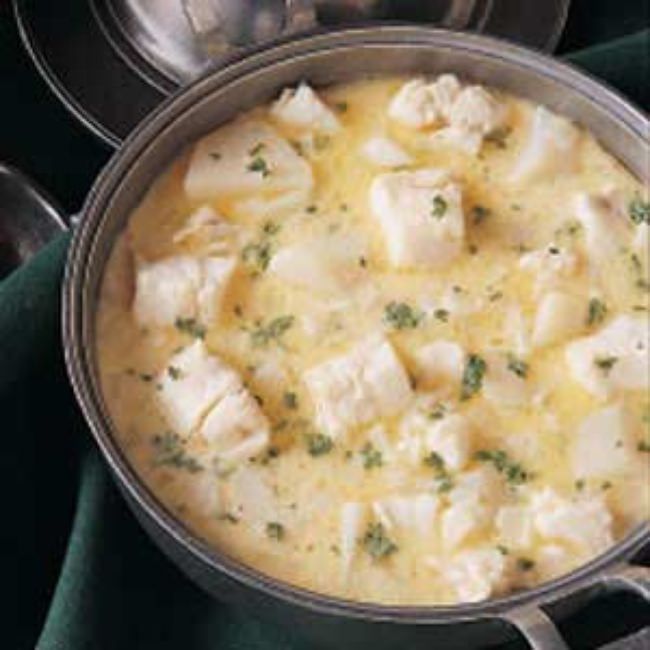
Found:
<box><xmin>500</xmin><ymin>563</ymin><xmax>650</xmax><ymax>649</ymax></box>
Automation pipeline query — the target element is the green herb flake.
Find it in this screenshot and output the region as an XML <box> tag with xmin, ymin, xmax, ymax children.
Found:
<box><xmin>167</xmin><ymin>366</ymin><xmax>183</xmax><ymax>381</ymax></box>
<box><xmin>174</xmin><ymin>317</ymin><xmax>206</xmax><ymax>339</ymax></box>
<box><xmin>516</xmin><ymin>557</ymin><xmax>535</xmax><ymax>572</ymax></box>
<box><xmin>429</xmin><ymin>403</ymin><xmax>447</xmax><ymax>420</ymax></box>
<box><xmin>266</xmin><ymin>521</ymin><xmax>285</xmax><ymax>541</ymax></box>
<box><xmin>209</xmin><ymin>152</ymin><xmax>222</xmax><ymax>161</ymax></box>
<box><xmin>151</xmin><ymin>432</ymin><xmax>203</xmax><ymax>473</ymax></box>
<box><xmin>314</xmin><ymin>134</ymin><xmax>331</xmax><ymax>151</ymax></box>
<box><xmin>460</xmin><ymin>354</ymin><xmax>487</xmax><ymax>400</ymax></box>
<box><xmin>218</xmin><ymin>512</ymin><xmax>239</xmax><ymax>524</ymax></box>
<box><xmin>434</xmin><ymin>308</ymin><xmax>450</xmax><ymax>323</ymax></box>
<box><xmin>360</xmin><ymin>442</ymin><xmax>383</xmax><ymax>470</ymax></box>
<box><xmin>587</xmin><ymin>298</ymin><xmax>608</xmax><ymax>326</ymax></box>
<box><xmin>629</xmin><ymin>196</ymin><xmax>650</xmax><ymax>225</ymax></box>
<box><xmin>247</xmin><ymin>156</ymin><xmax>271</xmax><ymax>177</ymax></box>
<box><xmin>249</xmin><ymin>315</ymin><xmax>294</xmax><ymax>347</ymax></box>
<box><xmin>334</xmin><ymin>101</ymin><xmax>349</xmax><ymax>113</ymax></box>
<box><xmin>594</xmin><ymin>356</ymin><xmax>618</xmax><ymax>375</ymax></box>
<box><xmin>139</xmin><ymin>373</ymin><xmax>154</xmax><ymax>383</ymax></box>
<box><xmin>471</xmin><ymin>205</ymin><xmax>492</xmax><ymax>225</ymax></box>
<box><xmin>497</xmin><ymin>545</ymin><xmax>510</xmax><ymax>556</ymax></box>
<box><xmin>506</xmin><ymin>353</ymin><xmax>529</xmax><ymax>379</ymax></box>
<box><xmin>485</xmin><ymin>126</ymin><xmax>511</xmax><ymax>149</ymax></box>
<box><xmin>283</xmin><ymin>391</ymin><xmax>298</xmax><ymax>410</ymax></box>
<box><xmin>362</xmin><ymin>522</ymin><xmax>398</xmax><ymax>560</ymax></box>
<box><xmin>575</xmin><ymin>479</ymin><xmax>585</xmax><ymax>491</ymax></box>
<box><xmin>423</xmin><ymin>451</ymin><xmax>454</xmax><ymax>492</ymax></box>
<box><xmin>242</xmin><ymin>240</ymin><xmax>272</xmax><ymax>273</ymax></box>
<box><xmin>431</xmin><ymin>195</ymin><xmax>448</xmax><ymax>219</ymax></box>
<box><xmin>384</xmin><ymin>301</ymin><xmax>423</xmax><ymax>330</ymax></box>
<box><xmin>637</xmin><ymin>440</ymin><xmax>650</xmax><ymax>453</ymax></box>
<box><xmin>474</xmin><ymin>449</ymin><xmax>530</xmax><ymax>485</ymax></box>
<box><xmin>306</xmin><ymin>433</ymin><xmax>334</xmax><ymax>457</ymax></box>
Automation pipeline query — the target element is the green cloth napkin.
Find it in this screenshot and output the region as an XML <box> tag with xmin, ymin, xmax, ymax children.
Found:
<box><xmin>3</xmin><ymin>12</ymin><xmax>649</xmax><ymax>650</ymax></box>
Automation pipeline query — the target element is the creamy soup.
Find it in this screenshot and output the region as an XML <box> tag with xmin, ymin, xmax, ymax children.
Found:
<box><xmin>97</xmin><ymin>76</ymin><xmax>649</xmax><ymax>605</ymax></box>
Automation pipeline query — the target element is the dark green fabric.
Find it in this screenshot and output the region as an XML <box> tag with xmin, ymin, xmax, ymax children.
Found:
<box><xmin>2</xmin><ymin>7</ymin><xmax>649</xmax><ymax>650</ymax></box>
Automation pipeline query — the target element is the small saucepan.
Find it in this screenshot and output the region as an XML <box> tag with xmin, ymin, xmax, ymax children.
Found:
<box><xmin>62</xmin><ymin>26</ymin><xmax>650</xmax><ymax>650</ymax></box>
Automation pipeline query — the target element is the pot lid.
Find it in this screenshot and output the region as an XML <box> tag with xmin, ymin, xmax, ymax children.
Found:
<box><xmin>94</xmin><ymin>0</ymin><xmax>571</xmax><ymax>91</ymax></box>
<box><xmin>14</xmin><ymin>0</ymin><xmax>570</xmax><ymax>147</ymax></box>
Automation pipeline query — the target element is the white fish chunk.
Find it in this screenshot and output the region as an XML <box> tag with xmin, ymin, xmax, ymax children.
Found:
<box><xmin>388</xmin><ymin>75</ymin><xmax>461</xmax><ymax>129</ymax></box>
<box><xmin>372</xmin><ymin>493</ymin><xmax>439</xmax><ymax>537</ymax></box>
<box><xmin>304</xmin><ymin>334</ymin><xmax>413</xmax><ymax>439</ymax></box>
<box><xmin>200</xmin><ymin>391</ymin><xmax>270</xmax><ymax>463</ymax></box>
<box><xmin>270</xmin><ymin>83</ymin><xmax>340</xmax><ymax>133</ymax></box>
<box><xmin>571</xmin><ymin>403</ymin><xmax>638</xmax><ymax>480</ymax></box>
<box><xmin>519</xmin><ymin>243</ymin><xmax>580</xmax><ymax>295</ymax></box>
<box><xmin>157</xmin><ymin>340</ymin><xmax>241</xmax><ymax>436</ymax></box>
<box><xmin>441</xmin><ymin>547</ymin><xmax>510</xmax><ymax>603</ymax></box>
<box><xmin>495</xmin><ymin>505</ymin><xmax>533</xmax><ymax>550</ymax></box>
<box><xmin>565</xmin><ymin>315</ymin><xmax>650</xmax><ymax>398</ymax></box>
<box><xmin>511</xmin><ymin>106</ymin><xmax>581</xmax><ymax>183</ymax></box>
<box><xmin>423</xmin><ymin>413</ymin><xmax>473</xmax><ymax>471</ymax></box>
<box><xmin>414</xmin><ymin>340</ymin><xmax>465</xmax><ymax>390</ymax></box>
<box><xmin>134</xmin><ymin>255</ymin><xmax>237</xmax><ymax>328</ymax></box>
<box><xmin>369</xmin><ymin>168</ymin><xmax>465</xmax><ymax>270</ymax></box>
<box><xmin>448</xmin><ymin>85</ymin><xmax>507</xmax><ymax>137</ymax></box>
<box><xmin>184</xmin><ymin>119</ymin><xmax>313</xmax><ymax>200</ymax></box>
<box><xmin>574</xmin><ymin>189</ymin><xmax>633</xmax><ymax>263</ymax></box>
<box><xmin>269</xmin><ymin>232</ymin><xmax>367</xmax><ymax>294</ymax></box>
<box><xmin>340</xmin><ymin>502</ymin><xmax>367</xmax><ymax>579</ymax></box>
<box><xmin>532</xmin><ymin>291</ymin><xmax>585</xmax><ymax>348</ymax></box>
<box><xmin>531</xmin><ymin>488</ymin><xmax>613</xmax><ymax>556</ymax></box>
<box><xmin>482</xmin><ymin>350</ymin><xmax>531</xmax><ymax>407</ymax></box>
<box><xmin>360</xmin><ymin>136</ymin><xmax>413</xmax><ymax>167</ymax></box>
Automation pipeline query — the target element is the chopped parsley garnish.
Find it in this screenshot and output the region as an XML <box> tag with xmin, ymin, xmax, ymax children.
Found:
<box><xmin>575</xmin><ymin>479</ymin><xmax>585</xmax><ymax>491</ymax></box>
<box><xmin>314</xmin><ymin>134</ymin><xmax>331</xmax><ymax>151</ymax></box>
<box><xmin>361</xmin><ymin>522</ymin><xmax>398</xmax><ymax>560</ymax></box>
<box><xmin>249</xmin><ymin>142</ymin><xmax>266</xmax><ymax>156</ymax></box>
<box><xmin>305</xmin><ymin>433</ymin><xmax>334</xmax><ymax>457</ymax></box>
<box><xmin>283</xmin><ymin>391</ymin><xmax>298</xmax><ymax>410</ymax></box>
<box><xmin>471</xmin><ymin>205</ymin><xmax>492</xmax><ymax>225</ymax></box>
<box><xmin>174</xmin><ymin>317</ymin><xmax>206</xmax><ymax>339</ymax></box>
<box><xmin>334</xmin><ymin>101</ymin><xmax>349</xmax><ymax>113</ymax></box>
<box><xmin>594</xmin><ymin>356</ymin><xmax>618</xmax><ymax>375</ymax></box>
<box><xmin>167</xmin><ymin>366</ymin><xmax>183</xmax><ymax>381</ymax></box>
<box><xmin>460</xmin><ymin>354</ymin><xmax>487</xmax><ymax>400</ymax></box>
<box><xmin>587</xmin><ymin>298</ymin><xmax>608</xmax><ymax>326</ymax></box>
<box><xmin>638</xmin><ymin>441</ymin><xmax>650</xmax><ymax>453</ymax></box>
<box><xmin>360</xmin><ymin>442</ymin><xmax>383</xmax><ymax>470</ymax></box>
<box><xmin>488</xmin><ymin>290</ymin><xmax>503</xmax><ymax>302</ymax></box>
<box><xmin>218</xmin><ymin>512</ymin><xmax>239</xmax><ymax>524</ymax></box>
<box><xmin>359</xmin><ymin>256</ymin><xmax>368</xmax><ymax>268</ymax></box>
<box><xmin>629</xmin><ymin>196</ymin><xmax>650</xmax><ymax>225</ymax></box>
<box><xmin>434</xmin><ymin>308</ymin><xmax>450</xmax><ymax>322</ymax></box>
<box><xmin>497</xmin><ymin>545</ymin><xmax>510</xmax><ymax>556</ymax></box>
<box><xmin>305</xmin><ymin>204</ymin><xmax>318</xmax><ymax>214</ymax></box>
<box><xmin>383</xmin><ymin>301</ymin><xmax>423</xmax><ymax>330</ymax></box>
<box><xmin>139</xmin><ymin>373</ymin><xmax>154</xmax><ymax>383</ymax></box>
<box><xmin>431</xmin><ymin>195</ymin><xmax>448</xmax><ymax>219</ymax></box>
<box><xmin>247</xmin><ymin>155</ymin><xmax>271</xmax><ymax>177</ymax></box>
<box><xmin>485</xmin><ymin>126</ymin><xmax>511</xmax><ymax>149</ymax></box>
<box><xmin>506</xmin><ymin>353</ymin><xmax>529</xmax><ymax>379</ymax></box>
<box><xmin>474</xmin><ymin>449</ymin><xmax>530</xmax><ymax>485</ymax></box>
<box><xmin>248</xmin><ymin>315</ymin><xmax>294</xmax><ymax>347</ymax></box>
<box><xmin>242</xmin><ymin>222</ymin><xmax>281</xmax><ymax>274</ymax></box>
<box><xmin>209</xmin><ymin>152</ymin><xmax>222</xmax><ymax>161</ymax></box>
<box><xmin>266</xmin><ymin>521</ymin><xmax>285</xmax><ymax>541</ymax></box>
<box><xmin>429</xmin><ymin>403</ymin><xmax>447</xmax><ymax>420</ymax></box>
<box><xmin>423</xmin><ymin>451</ymin><xmax>454</xmax><ymax>493</ymax></box>
<box><xmin>151</xmin><ymin>432</ymin><xmax>202</xmax><ymax>473</ymax></box>
<box><xmin>516</xmin><ymin>557</ymin><xmax>535</xmax><ymax>572</ymax></box>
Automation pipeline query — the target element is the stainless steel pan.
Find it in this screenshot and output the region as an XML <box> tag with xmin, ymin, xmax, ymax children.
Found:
<box><xmin>62</xmin><ymin>26</ymin><xmax>650</xmax><ymax>650</ymax></box>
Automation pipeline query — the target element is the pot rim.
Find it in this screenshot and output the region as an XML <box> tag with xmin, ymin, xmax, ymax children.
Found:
<box><xmin>63</xmin><ymin>24</ymin><xmax>650</xmax><ymax>625</ymax></box>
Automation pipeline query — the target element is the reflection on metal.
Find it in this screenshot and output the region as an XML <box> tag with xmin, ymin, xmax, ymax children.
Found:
<box><xmin>0</xmin><ymin>163</ymin><xmax>66</xmax><ymax>279</ymax></box>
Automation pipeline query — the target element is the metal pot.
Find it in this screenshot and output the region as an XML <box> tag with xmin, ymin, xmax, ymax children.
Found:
<box><xmin>63</xmin><ymin>26</ymin><xmax>650</xmax><ymax>650</ymax></box>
